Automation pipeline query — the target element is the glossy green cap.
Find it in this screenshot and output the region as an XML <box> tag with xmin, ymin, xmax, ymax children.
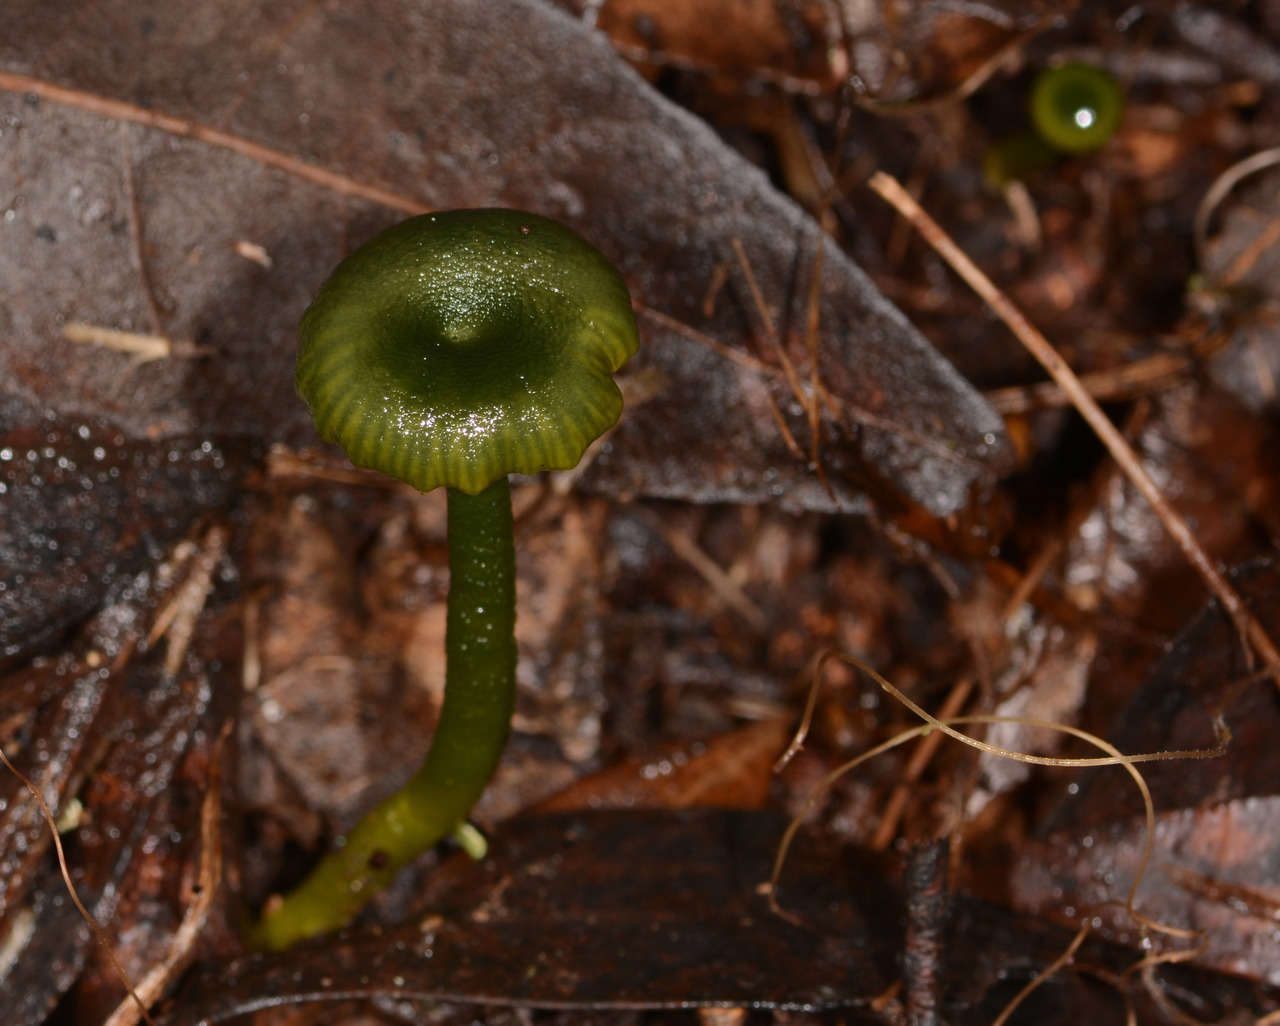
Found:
<box><xmin>297</xmin><ymin>209</ymin><xmax>638</xmax><ymax>495</ymax></box>
<box><xmin>1030</xmin><ymin>63</ymin><xmax>1124</xmax><ymax>154</ymax></box>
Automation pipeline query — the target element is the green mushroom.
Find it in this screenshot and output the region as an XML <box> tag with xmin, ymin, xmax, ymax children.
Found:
<box><xmin>250</xmin><ymin>209</ymin><xmax>638</xmax><ymax>950</ymax></box>
<box><xmin>1030</xmin><ymin>62</ymin><xmax>1124</xmax><ymax>154</ymax></box>
<box><xmin>984</xmin><ymin>62</ymin><xmax>1125</xmax><ymax>186</ymax></box>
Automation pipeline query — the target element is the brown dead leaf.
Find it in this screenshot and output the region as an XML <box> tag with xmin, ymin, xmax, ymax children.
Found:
<box><xmin>970</xmin><ymin>561</ymin><xmax>1280</xmax><ymax>983</ymax></box>
<box><xmin>1008</xmin><ymin>797</ymin><xmax>1280</xmax><ymax>985</ymax></box>
<box><xmin>582</xmin><ymin>0</ymin><xmax>845</xmax><ymax>92</ymax></box>
<box><xmin>0</xmin><ymin>398</ymin><xmax>254</xmax><ymax>671</ymax></box>
<box><xmin>167</xmin><ymin>810</ymin><xmax>895</xmax><ymax>1023</ymax></box>
<box><xmin>0</xmin><ymin>560</ymin><xmax>241</xmax><ymax>1025</ymax></box>
<box><xmin>536</xmin><ymin>718</ymin><xmax>791</xmax><ymax>812</ymax></box>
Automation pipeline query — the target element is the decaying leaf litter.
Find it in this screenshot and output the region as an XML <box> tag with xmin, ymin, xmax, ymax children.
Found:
<box><xmin>2</xmin><ymin>0</ymin><xmax>1280</xmax><ymax>1023</ymax></box>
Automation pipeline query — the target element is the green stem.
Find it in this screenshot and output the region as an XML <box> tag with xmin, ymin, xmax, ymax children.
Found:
<box><xmin>250</xmin><ymin>478</ymin><xmax>516</xmax><ymax>950</ymax></box>
<box><xmin>982</xmin><ymin>129</ymin><xmax>1058</xmax><ymax>187</ymax></box>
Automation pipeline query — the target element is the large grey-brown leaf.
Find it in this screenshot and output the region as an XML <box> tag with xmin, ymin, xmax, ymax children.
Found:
<box><xmin>0</xmin><ymin>0</ymin><xmax>1011</xmax><ymax>515</ymax></box>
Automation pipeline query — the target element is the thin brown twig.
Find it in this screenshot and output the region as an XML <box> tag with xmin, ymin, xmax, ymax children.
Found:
<box><xmin>802</xmin><ymin>236</ymin><xmax>836</xmax><ymax>499</ymax></box>
<box><xmin>731</xmin><ymin>238</ymin><xmax>808</xmax><ymax>402</ymax></box>
<box><xmin>101</xmin><ymin>722</ymin><xmax>230</xmax><ymax>1026</ymax></box>
<box><xmin>999</xmin><ymin>537</ymin><xmax>1064</xmax><ymax>623</ymax></box>
<box><xmin>264</xmin><ymin>445</ymin><xmax>412</xmax><ymax>488</ymax></box>
<box><xmin>870</xmin><ymin>677</ymin><xmax>973</xmax><ymax>851</ymax></box>
<box><xmin>984</xmin><ymin>348</ymin><xmax>1202</xmax><ymax>414</ymax></box>
<box><xmin>1193</xmin><ymin>147</ymin><xmax>1280</xmax><ymax>270</ymax></box>
<box><xmin>0</xmin><ymin>745</ymin><xmax>156</xmax><ymax>1026</ymax></box>
<box><xmin>1218</xmin><ymin>213</ymin><xmax>1280</xmax><ymax>289</ymax></box>
<box><xmin>120</xmin><ymin>124</ymin><xmax>166</xmax><ymax>335</ymax></box>
<box><xmin>763</xmin><ymin>389</ymin><xmax>808</xmax><ymax>461</ymax></box>
<box><xmin>886</xmin><ymin>152</ymin><xmax>933</xmax><ymax>269</ymax></box>
<box><xmin>992</xmin><ymin>920</ymin><xmax>1092</xmax><ymax>1026</ymax></box>
<box><xmin>639</xmin><ymin>304</ymin><xmax>773</xmax><ymax>375</ymax></box>
<box><xmin>866</xmin><ymin>170</ymin><xmax>1280</xmax><ymax>685</ymax></box>
<box><xmin>1162</xmin><ymin>863</ymin><xmax>1280</xmax><ymax>923</ymax></box>
<box><xmin>632</xmin><ymin>507</ymin><xmax>766</xmax><ymax>631</ymax></box>
<box><xmin>700</xmin><ymin>261</ymin><xmax>731</xmax><ymax>318</ymax></box>
<box><xmin>771</xmin><ymin>649</ymin><xmax>837</xmax><ymax>772</ymax></box>
<box><xmin>637</xmin><ymin>304</ymin><xmax>974</xmax><ymax>470</ymax></box>
<box><xmin>0</xmin><ymin>70</ymin><xmax>428</xmax><ymax>215</ymax></box>
<box><xmin>731</xmin><ymin>238</ymin><xmax>810</xmax><ymax>461</ymax></box>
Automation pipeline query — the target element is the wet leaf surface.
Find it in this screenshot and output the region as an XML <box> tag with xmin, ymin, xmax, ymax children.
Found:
<box><xmin>0</xmin><ymin>395</ymin><xmax>255</xmax><ymax>671</ymax></box>
<box><xmin>969</xmin><ymin>562</ymin><xmax>1280</xmax><ymax>983</ymax></box>
<box><xmin>1</xmin><ymin>0</ymin><xmax>1011</xmax><ymax>519</ymax></box>
<box><xmin>0</xmin><ymin>544</ymin><xmax>241</xmax><ymax>1024</ymax></box>
<box><xmin>167</xmin><ymin>810</ymin><xmax>898</xmax><ymax>1022</ymax></box>
<box><xmin>1050</xmin><ymin>561</ymin><xmax>1280</xmax><ymax>826</ymax></box>
<box><xmin>1008</xmin><ymin>796</ymin><xmax>1280</xmax><ymax>985</ymax></box>
<box><xmin>1200</xmin><ymin>167</ymin><xmax>1280</xmax><ymax>415</ymax></box>
<box><xmin>940</xmin><ymin>891</ymin><xmax>1280</xmax><ymax>1026</ymax></box>
<box><xmin>170</xmin><ymin>811</ymin><xmax>1280</xmax><ymax>1026</ymax></box>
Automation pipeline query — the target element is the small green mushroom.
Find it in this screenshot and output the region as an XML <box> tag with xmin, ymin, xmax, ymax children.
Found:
<box><xmin>984</xmin><ymin>62</ymin><xmax>1125</xmax><ymax>187</ymax></box>
<box><xmin>1029</xmin><ymin>62</ymin><xmax>1124</xmax><ymax>154</ymax></box>
<box><xmin>250</xmin><ymin>209</ymin><xmax>637</xmax><ymax>950</ymax></box>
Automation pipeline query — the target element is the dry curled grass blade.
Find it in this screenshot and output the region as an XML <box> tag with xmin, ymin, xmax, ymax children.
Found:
<box><xmin>768</xmin><ymin>651</ymin><xmax>1226</xmax><ymax>946</ymax></box>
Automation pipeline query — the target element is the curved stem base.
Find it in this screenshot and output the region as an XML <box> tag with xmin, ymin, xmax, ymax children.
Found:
<box><xmin>249</xmin><ymin>479</ymin><xmax>516</xmax><ymax>950</ymax></box>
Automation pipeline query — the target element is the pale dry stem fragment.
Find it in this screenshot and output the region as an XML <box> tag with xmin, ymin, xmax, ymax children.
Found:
<box><xmin>1001</xmin><ymin>179</ymin><xmax>1043</xmax><ymax>251</ymax></box>
<box><xmin>234</xmin><ymin>239</ymin><xmax>274</xmax><ymax>268</ymax></box>
<box><xmin>147</xmin><ymin>525</ymin><xmax>228</xmax><ymax>676</ymax></box>
<box><xmin>984</xmin><ymin>347</ymin><xmax>1204</xmax><ymax>414</ymax></box>
<box><xmin>63</xmin><ymin>321</ymin><xmax>213</xmax><ymax>362</ymax></box>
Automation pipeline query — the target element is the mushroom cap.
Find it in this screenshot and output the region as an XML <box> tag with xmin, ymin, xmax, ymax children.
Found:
<box><xmin>297</xmin><ymin>209</ymin><xmax>638</xmax><ymax>495</ymax></box>
<box><xmin>1030</xmin><ymin>63</ymin><xmax>1124</xmax><ymax>154</ymax></box>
